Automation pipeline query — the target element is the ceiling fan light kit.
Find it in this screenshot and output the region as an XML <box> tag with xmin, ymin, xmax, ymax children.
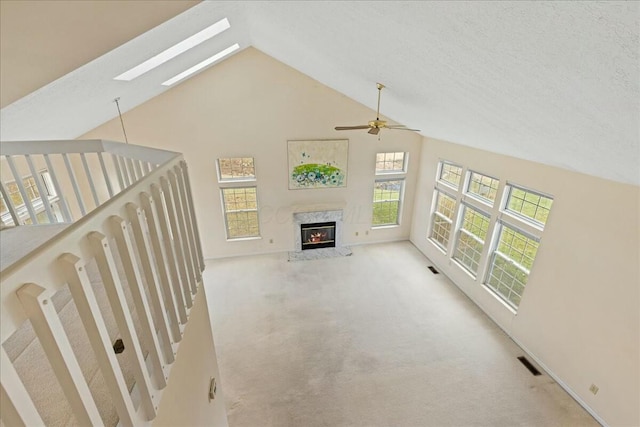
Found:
<box><xmin>334</xmin><ymin>82</ymin><xmax>420</xmax><ymax>138</ymax></box>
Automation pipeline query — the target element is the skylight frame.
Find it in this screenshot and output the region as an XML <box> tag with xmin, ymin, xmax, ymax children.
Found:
<box><xmin>161</xmin><ymin>43</ymin><xmax>240</xmax><ymax>86</ymax></box>
<box><xmin>114</xmin><ymin>17</ymin><xmax>231</xmax><ymax>81</ymax></box>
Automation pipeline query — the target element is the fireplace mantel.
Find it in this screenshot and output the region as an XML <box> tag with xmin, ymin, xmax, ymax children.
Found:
<box><xmin>289</xmin><ymin>201</ymin><xmax>347</xmax><ymax>214</ymax></box>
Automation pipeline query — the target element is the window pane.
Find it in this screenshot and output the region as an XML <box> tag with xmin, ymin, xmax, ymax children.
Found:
<box><xmin>218</xmin><ymin>157</ymin><xmax>256</xmax><ymax>181</ymax></box>
<box><xmin>429</xmin><ymin>191</ymin><xmax>456</xmax><ymax>250</ymax></box>
<box><xmin>221</xmin><ymin>187</ymin><xmax>260</xmax><ymax>238</ymax></box>
<box><xmin>375</xmin><ymin>152</ymin><xmax>405</xmax><ymax>173</ymax></box>
<box><xmin>373</xmin><ymin>180</ymin><xmax>403</xmax><ymax>226</ymax></box>
<box><xmin>439</xmin><ymin>162</ymin><xmax>462</xmax><ymax>189</ymax></box>
<box><xmin>454</xmin><ymin>206</ymin><xmax>490</xmax><ymax>275</ymax></box>
<box><xmin>506</xmin><ymin>186</ymin><xmax>553</xmax><ymax>226</ymax></box>
<box><xmin>467</xmin><ymin>172</ymin><xmax>499</xmax><ymax>204</ymax></box>
<box><xmin>7</xmin><ymin>182</ymin><xmax>24</xmax><ymax>206</ymax></box>
<box><xmin>0</xmin><ymin>193</ymin><xmax>7</xmax><ymax>214</ymax></box>
<box><xmin>486</xmin><ymin>224</ymin><xmax>539</xmax><ymax>309</ymax></box>
<box><xmin>23</xmin><ymin>177</ymin><xmax>40</xmax><ymax>201</ymax></box>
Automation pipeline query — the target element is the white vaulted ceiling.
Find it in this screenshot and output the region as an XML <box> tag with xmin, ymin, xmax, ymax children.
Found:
<box><xmin>1</xmin><ymin>1</ymin><xmax>638</xmax><ymax>184</ymax></box>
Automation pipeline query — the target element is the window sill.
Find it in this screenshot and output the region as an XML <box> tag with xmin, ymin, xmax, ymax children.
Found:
<box><xmin>371</xmin><ymin>224</ymin><xmax>399</xmax><ymax>230</ymax></box>
<box><xmin>226</xmin><ymin>236</ymin><xmax>262</xmax><ymax>242</ymax></box>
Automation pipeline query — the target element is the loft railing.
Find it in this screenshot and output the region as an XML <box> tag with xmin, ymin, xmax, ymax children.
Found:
<box><xmin>0</xmin><ymin>140</ymin><xmax>172</xmax><ymax>226</ymax></box>
<box><xmin>0</xmin><ymin>140</ymin><xmax>204</xmax><ymax>426</ymax></box>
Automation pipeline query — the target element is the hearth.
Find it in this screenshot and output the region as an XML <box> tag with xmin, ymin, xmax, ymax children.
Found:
<box><xmin>301</xmin><ymin>221</ymin><xmax>336</xmax><ymax>250</ymax></box>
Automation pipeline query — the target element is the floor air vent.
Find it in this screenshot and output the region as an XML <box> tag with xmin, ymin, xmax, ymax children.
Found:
<box><xmin>427</xmin><ymin>266</ymin><xmax>439</xmax><ymax>274</ymax></box>
<box><xmin>517</xmin><ymin>356</ymin><xmax>541</xmax><ymax>376</ymax></box>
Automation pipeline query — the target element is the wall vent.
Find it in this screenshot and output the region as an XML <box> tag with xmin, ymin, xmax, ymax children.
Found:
<box><xmin>517</xmin><ymin>356</ymin><xmax>541</xmax><ymax>376</ymax></box>
<box><xmin>427</xmin><ymin>266</ymin><xmax>439</xmax><ymax>274</ymax></box>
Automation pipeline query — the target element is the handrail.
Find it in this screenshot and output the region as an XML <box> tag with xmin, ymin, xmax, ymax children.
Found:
<box><xmin>0</xmin><ymin>140</ymin><xmax>204</xmax><ymax>426</ymax></box>
<box><xmin>0</xmin><ymin>139</ymin><xmax>180</xmax><ymax>226</ymax></box>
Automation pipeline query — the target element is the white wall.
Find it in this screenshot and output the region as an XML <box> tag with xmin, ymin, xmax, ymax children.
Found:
<box><xmin>81</xmin><ymin>47</ymin><xmax>422</xmax><ymax>259</ymax></box>
<box><xmin>154</xmin><ymin>284</ymin><xmax>228</xmax><ymax>427</ymax></box>
<box><xmin>410</xmin><ymin>137</ymin><xmax>640</xmax><ymax>427</ymax></box>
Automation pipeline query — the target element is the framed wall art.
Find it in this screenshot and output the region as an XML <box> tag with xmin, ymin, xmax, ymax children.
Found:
<box><xmin>287</xmin><ymin>139</ymin><xmax>348</xmax><ymax>189</ymax></box>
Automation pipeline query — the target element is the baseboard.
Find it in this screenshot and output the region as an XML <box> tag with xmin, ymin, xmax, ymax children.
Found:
<box><xmin>409</xmin><ymin>239</ymin><xmax>608</xmax><ymax>427</ymax></box>
<box><xmin>510</xmin><ymin>337</ymin><xmax>608</xmax><ymax>427</ymax></box>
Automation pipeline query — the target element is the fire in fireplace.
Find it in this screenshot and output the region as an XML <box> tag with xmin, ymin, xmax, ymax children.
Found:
<box><xmin>301</xmin><ymin>221</ymin><xmax>336</xmax><ymax>250</ymax></box>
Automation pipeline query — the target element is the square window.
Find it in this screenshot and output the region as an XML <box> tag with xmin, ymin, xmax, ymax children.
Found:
<box><xmin>467</xmin><ymin>172</ymin><xmax>499</xmax><ymax>204</ymax></box>
<box><xmin>505</xmin><ymin>185</ymin><xmax>553</xmax><ymax>226</ymax></box>
<box><xmin>438</xmin><ymin>162</ymin><xmax>463</xmax><ymax>189</ymax></box>
<box><xmin>217</xmin><ymin>157</ymin><xmax>256</xmax><ymax>181</ymax></box>
<box><xmin>375</xmin><ymin>152</ymin><xmax>406</xmax><ymax>174</ymax></box>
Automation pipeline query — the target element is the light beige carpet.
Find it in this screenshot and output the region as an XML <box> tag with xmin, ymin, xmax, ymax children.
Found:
<box><xmin>205</xmin><ymin>241</ymin><xmax>599</xmax><ymax>427</ymax></box>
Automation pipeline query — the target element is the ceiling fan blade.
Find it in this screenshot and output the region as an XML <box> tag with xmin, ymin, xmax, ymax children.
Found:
<box><xmin>386</xmin><ymin>125</ymin><xmax>408</xmax><ymax>128</ymax></box>
<box><xmin>368</xmin><ymin>127</ymin><xmax>380</xmax><ymax>135</ymax></box>
<box><xmin>335</xmin><ymin>125</ymin><xmax>371</xmax><ymax>130</ymax></box>
<box><xmin>388</xmin><ymin>127</ymin><xmax>421</xmax><ymax>132</ymax></box>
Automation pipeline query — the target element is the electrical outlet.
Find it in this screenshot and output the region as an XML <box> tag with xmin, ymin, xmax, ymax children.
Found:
<box><xmin>365</xmin><ymin>230</ymin><xmax>369</xmax><ymax>235</ymax></box>
<box><xmin>589</xmin><ymin>384</ymin><xmax>599</xmax><ymax>395</ymax></box>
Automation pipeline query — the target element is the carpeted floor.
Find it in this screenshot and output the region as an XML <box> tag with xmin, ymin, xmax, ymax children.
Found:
<box><xmin>204</xmin><ymin>241</ymin><xmax>599</xmax><ymax>427</ymax></box>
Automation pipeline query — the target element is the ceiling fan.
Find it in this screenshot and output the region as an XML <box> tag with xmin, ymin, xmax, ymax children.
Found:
<box><xmin>334</xmin><ymin>83</ymin><xmax>420</xmax><ymax>136</ymax></box>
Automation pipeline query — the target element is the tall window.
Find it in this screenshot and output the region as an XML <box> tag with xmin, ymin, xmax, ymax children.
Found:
<box><xmin>373</xmin><ymin>152</ymin><xmax>407</xmax><ymax>227</ymax></box>
<box><xmin>428</xmin><ymin>161</ymin><xmax>462</xmax><ymax>251</ymax></box>
<box><xmin>428</xmin><ymin>162</ymin><xmax>553</xmax><ymax>311</ymax></box>
<box><xmin>217</xmin><ymin>157</ymin><xmax>260</xmax><ymax>239</ymax></box>
<box><xmin>453</xmin><ymin>205</ymin><xmax>490</xmax><ymax>275</ymax></box>
<box><xmin>485</xmin><ymin>184</ymin><xmax>552</xmax><ymax>309</ymax></box>
<box><xmin>221</xmin><ymin>187</ymin><xmax>260</xmax><ymax>238</ymax></box>
<box><xmin>486</xmin><ymin>225</ymin><xmax>539</xmax><ymax>309</ymax></box>
<box><xmin>429</xmin><ymin>190</ymin><xmax>456</xmax><ymax>250</ymax></box>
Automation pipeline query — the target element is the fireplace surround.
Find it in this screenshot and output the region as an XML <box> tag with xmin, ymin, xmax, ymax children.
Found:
<box><xmin>290</xmin><ymin>209</ymin><xmax>351</xmax><ymax>261</ymax></box>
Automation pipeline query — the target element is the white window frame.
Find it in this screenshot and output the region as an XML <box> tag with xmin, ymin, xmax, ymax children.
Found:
<box><xmin>437</xmin><ymin>160</ymin><xmax>463</xmax><ymax>190</ymax></box>
<box><xmin>428</xmin><ymin>189</ymin><xmax>457</xmax><ymax>252</ymax></box>
<box><xmin>453</xmin><ymin>203</ymin><xmax>491</xmax><ymax>277</ymax></box>
<box><xmin>216</xmin><ymin>157</ymin><xmax>257</xmax><ymax>183</ymax></box>
<box><xmin>482</xmin><ymin>182</ymin><xmax>551</xmax><ymax>310</ymax></box>
<box><xmin>466</xmin><ymin>170</ymin><xmax>500</xmax><ymax>206</ymax></box>
<box><xmin>372</xmin><ymin>152</ymin><xmax>408</xmax><ymax>228</ymax></box>
<box><xmin>484</xmin><ymin>221</ymin><xmax>540</xmax><ymax>310</ymax></box>
<box><xmin>216</xmin><ymin>157</ymin><xmax>260</xmax><ymax>240</ymax></box>
<box><xmin>502</xmin><ymin>183</ymin><xmax>553</xmax><ymax>229</ymax></box>
<box><xmin>372</xmin><ymin>178</ymin><xmax>405</xmax><ymax>227</ymax></box>
<box><xmin>220</xmin><ymin>186</ymin><xmax>260</xmax><ymax>240</ymax></box>
<box><xmin>375</xmin><ymin>152</ymin><xmax>408</xmax><ymax>174</ymax></box>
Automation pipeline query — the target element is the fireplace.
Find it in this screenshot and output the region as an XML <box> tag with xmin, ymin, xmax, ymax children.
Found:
<box><xmin>301</xmin><ymin>221</ymin><xmax>336</xmax><ymax>250</ymax></box>
<box><xmin>290</xmin><ymin>209</ymin><xmax>351</xmax><ymax>260</ymax></box>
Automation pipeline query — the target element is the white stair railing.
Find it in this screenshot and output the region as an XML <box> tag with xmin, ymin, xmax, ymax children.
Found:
<box><xmin>0</xmin><ymin>140</ymin><xmax>170</xmax><ymax>226</ymax></box>
<box><xmin>0</xmin><ymin>140</ymin><xmax>205</xmax><ymax>426</ymax></box>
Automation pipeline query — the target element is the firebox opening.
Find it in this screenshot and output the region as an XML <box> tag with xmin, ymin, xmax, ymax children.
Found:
<box><xmin>301</xmin><ymin>221</ymin><xmax>336</xmax><ymax>250</ymax></box>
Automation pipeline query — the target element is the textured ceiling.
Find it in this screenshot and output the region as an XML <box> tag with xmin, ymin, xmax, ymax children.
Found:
<box><xmin>1</xmin><ymin>1</ymin><xmax>638</xmax><ymax>185</ymax></box>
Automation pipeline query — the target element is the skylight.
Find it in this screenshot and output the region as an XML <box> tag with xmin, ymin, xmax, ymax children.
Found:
<box><xmin>161</xmin><ymin>43</ymin><xmax>240</xmax><ymax>86</ymax></box>
<box><xmin>114</xmin><ymin>18</ymin><xmax>231</xmax><ymax>81</ymax></box>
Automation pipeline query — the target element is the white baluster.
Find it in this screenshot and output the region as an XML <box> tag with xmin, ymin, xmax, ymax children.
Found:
<box><xmin>59</xmin><ymin>254</ymin><xmax>139</xmax><ymax>426</ymax></box>
<box><xmin>16</xmin><ymin>283</ymin><xmax>103</xmax><ymax>426</ymax></box>
<box><xmin>88</xmin><ymin>232</ymin><xmax>158</xmax><ymax>420</ymax></box>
